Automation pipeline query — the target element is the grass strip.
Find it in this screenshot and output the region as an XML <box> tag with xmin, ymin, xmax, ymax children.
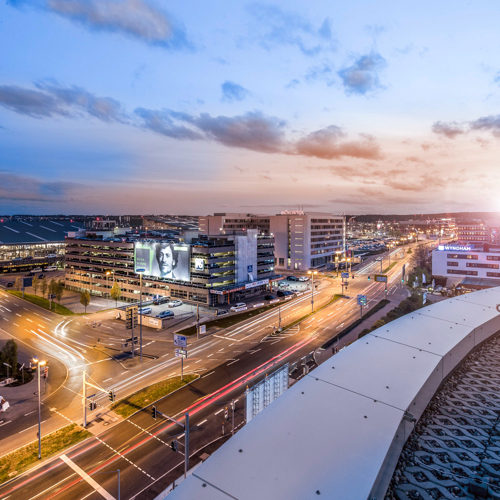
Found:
<box><xmin>321</xmin><ymin>299</ymin><xmax>391</xmax><ymax>349</ymax></box>
<box><xmin>111</xmin><ymin>374</ymin><xmax>198</xmax><ymax>419</ymax></box>
<box><xmin>6</xmin><ymin>290</ymin><xmax>77</xmax><ymax>315</ymax></box>
<box><xmin>0</xmin><ymin>424</ymin><xmax>91</xmax><ymax>485</ymax></box>
<box><xmin>383</xmin><ymin>262</ymin><xmax>397</xmax><ymax>274</ymax></box>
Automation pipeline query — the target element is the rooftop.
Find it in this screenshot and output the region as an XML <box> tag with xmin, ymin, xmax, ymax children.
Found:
<box><xmin>0</xmin><ymin>219</ymin><xmax>83</xmax><ymax>245</ymax></box>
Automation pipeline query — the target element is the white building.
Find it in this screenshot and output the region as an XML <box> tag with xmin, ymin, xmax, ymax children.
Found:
<box><xmin>199</xmin><ymin>212</ymin><xmax>346</xmax><ymax>271</ymax></box>
<box><xmin>432</xmin><ymin>243</ymin><xmax>500</xmax><ymax>281</ymax></box>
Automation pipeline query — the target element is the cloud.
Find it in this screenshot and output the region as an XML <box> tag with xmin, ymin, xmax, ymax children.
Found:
<box><xmin>0</xmin><ymin>82</ymin><xmax>128</xmax><ymax>122</ymax></box>
<box><xmin>11</xmin><ymin>0</ymin><xmax>192</xmax><ymax>49</ymax></box>
<box><xmin>337</xmin><ymin>52</ymin><xmax>386</xmax><ymax>95</ymax></box>
<box><xmin>304</xmin><ymin>62</ymin><xmax>335</xmax><ymax>85</ymax></box>
<box><xmin>134</xmin><ymin>108</ymin><xmax>203</xmax><ymax>140</ymax></box>
<box><xmin>469</xmin><ymin>115</ymin><xmax>500</xmax><ymax>138</ymax></box>
<box><xmin>221</xmin><ymin>81</ymin><xmax>249</xmax><ymax>103</ymax></box>
<box><xmin>294</xmin><ymin>126</ymin><xmax>382</xmax><ymax>160</ymax></box>
<box><xmin>245</xmin><ymin>4</ymin><xmax>336</xmax><ymax>56</ymax></box>
<box><xmin>432</xmin><ymin>120</ymin><xmax>465</xmax><ymax>139</ymax></box>
<box><xmin>0</xmin><ymin>171</ymin><xmax>78</xmax><ymax>202</ymax></box>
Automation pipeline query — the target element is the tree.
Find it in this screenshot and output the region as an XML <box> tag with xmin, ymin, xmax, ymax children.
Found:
<box><xmin>410</xmin><ymin>245</ymin><xmax>429</xmax><ymax>271</ymax></box>
<box><xmin>49</xmin><ymin>278</ymin><xmax>57</xmax><ymax>296</ymax></box>
<box><xmin>14</xmin><ymin>277</ymin><xmax>22</xmax><ymax>292</ymax></box>
<box><xmin>32</xmin><ymin>276</ymin><xmax>40</xmax><ymax>296</ymax></box>
<box><xmin>55</xmin><ymin>279</ymin><xmax>65</xmax><ymax>304</ymax></box>
<box><xmin>110</xmin><ymin>282</ymin><xmax>121</xmax><ymax>307</ymax></box>
<box><xmin>1</xmin><ymin>339</ymin><xmax>18</xmax><ymax>377</ymax></box>
<box><xmin>40</xmin><ymin>279</ymin><xmax>48</xmax><ymax>299</ymax></box>
<box><xmin>80</xmin><ymin>291</ymin><xmax>91</xmax><ymax>313</ymax></box>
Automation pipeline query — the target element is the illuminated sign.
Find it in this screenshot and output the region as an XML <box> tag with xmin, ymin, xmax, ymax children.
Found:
<box><xmin>280</xmin><ymin>211</ymin><xmax>304</xmax><ymax>215</ymax></box>
<box><xmin>437</xmin><ymin>245</ymin><xmax>472</xmax><ymax>252</ymax></box>
<box><xmin>194</xmin><ymin>258</ymin><xmax>205</xmax><ymax>271</ymax></box>
<box><xmin>134</xmin><ymin>242</ymin><xmax>191</xmax><ymax>282</ymax></box>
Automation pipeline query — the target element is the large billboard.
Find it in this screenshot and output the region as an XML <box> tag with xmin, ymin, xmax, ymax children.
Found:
<box><xmin>134</xmin><ymin>242</ymin><xmax>191</xmax><ymax>282</ymax></box>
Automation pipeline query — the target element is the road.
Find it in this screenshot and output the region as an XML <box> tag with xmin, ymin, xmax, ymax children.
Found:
<box><xmin>0</xmin><ymin>240</ymin><xmax>435</xmax><ymax>499</ymax></box>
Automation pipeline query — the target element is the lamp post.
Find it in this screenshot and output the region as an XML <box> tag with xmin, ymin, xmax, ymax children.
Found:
<box><xmin>136</xmin><ymin>268</ymin><xmax>145</xmax><ymax>362</ymax></box>
<box><xmin>106</xmin><ymin>270</ymin><xmax>111</xmax><ymax>309</ymax></box>
<box><xmin>335</xmin><ymin>251</ymin><xmax>341</xmax><ymax>277</ymax></box>
<box><xmin>308</xmin><ymin>270</ymin><xmax>318</xmax><ymax>312</ymax></box>
<box><xmin>32</xmin><ymin>356</ymin><xmax>46</xmax><ymax>459</ymax></box>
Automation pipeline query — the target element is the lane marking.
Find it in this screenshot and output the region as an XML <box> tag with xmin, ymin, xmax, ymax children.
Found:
<box><xmin>197</xmin><ymin>419</ymin><xmax>207</xmax><ymax>427</ymax></box>
<box><xmin>227</xmin><ymin>359</ymin><xmax>240</xmax><ymax>366</ymax></box>
<box><xmin>60</xmin><ymin>454</ymin><xmax>115</xmax><ymax>500</ymax></box>
<box><xmin>202</xmin><ymin>371</ymin><xmax>215</xmax><ymax>379</ymax></box>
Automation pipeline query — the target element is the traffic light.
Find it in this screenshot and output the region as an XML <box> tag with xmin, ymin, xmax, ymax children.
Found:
<box><xmin>108</xmin><ymin>390</ymin><xmax>115</xmax><ymax>402</ymax></box>
<box><xmin>384</xmin><ymin>287</ymin><xmax>387</xmax><ymax>292</ymax></box>
<box><xmin>368</xmin><ymin>276</ymin><xmax>371</xmax><ymax>281</ymax></box>
<box><xmin>401</xmin><ymin>277</ymin><xmax>404</xmax><ymax>283</ymax></box>
<box><xmin>152</xmin><ymin>406</ymin><xmax>157</xmax><ymax>419</ymax></box>
<box><xmin>89</xmin><ymin>401</ymin><xmax>96</xmax><ymax>411</ymax></box>
<box><xmin>224</xmin><ymin>407</ymin><xmax>229</xmax><ymax>421</ymax></box>
<box><xmin>170</xmin><ymin>440</ymin><xmax>178</xmax><ymax>452</ymax></box>
<box><xmin>125</xmin><ymin>307</ymin><xmax>138</xmax><ymax>330</ymax></box>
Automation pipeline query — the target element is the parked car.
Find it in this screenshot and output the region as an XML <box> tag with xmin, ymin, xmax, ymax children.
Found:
<box><xmin>138</xmin><ymin>307</ymin><xmax>152</xmax><ymax>315</ymax></box>
<box><xmin>299</xmin><ymin>277</ymin><xmax>309</xmax><ymax>282</ymax></box>
<box><xmin>216</xmin><ymin>309</ymin><xmax>228</xmax><ymax>316</ymax></box>
<box><xmin>280</xmin><ymin>283</ymin><xmax>290</xmax><ymax>289</ymax></box>
<box><xmin>287</xmin><ymin>276</ymin><xmax>299</xmax><ymax>281</ymax></box>
<box><xmin>230</xmin><ymin>302</ymin><xmax>247</xmax><ymax>312</ymax></box>
<box><xmin>168</xmin><ymin>300</ymin><xmax>183</xmax><ymax>308</ymax></box>
<box><xmin>264</xmin><ymin>294</ymin><xmax>276</xmax><ymax>300</ymax></box>
<box><xmin>32</xmin><ymin>267</ymin><xmax>42</xmax><ymax>273</ymax></box>
<box><xmin>284</xmin><ymin>290</ymin><xmax>294</xmax><ymax>296</ymax></box>
<box><xmin>46</xmin><ymin>254</ymin><xmax>58</xmax><ymax>258</ymax></box>
<box><xmin>6</xmin><ymin>282</ymin><xmax>13</xmax><ymax>287</ymax></box>
<box><xmin>25</xmin><ymin>272</ymin><xmax>34</xmax><ymax>277</ymax></box>
<box><xmin>45</xmin><ymin>266</ymin><xmax>57</xmax><ymax>272</ymax></box>
<box><xmin>156</xmin><ymin>310</ymin><xmax>174</xmax><ymax>319</ymax></box>
<box><xmin>12</xmin><ymin>257</ymin><xmax>22</xmax><ymax>261</ymax></box>
<box><xmin>153</xmin><ymin>296</ymin><xmax>170</xmax><ymax>305</ymax></box>
<box><xmin>38</xmin><ymin>274</ymin><xmax>45</xmax><ymax>279</ymax></box>
<box><xmin>276</xmin><ymin>290</ymin><xmax>285</xmax><ymax>297</ymax></box>
<box><xmin>25</xmin><ymin>256</ymin><xmax>33</xmax><ymax>260</ymax></box>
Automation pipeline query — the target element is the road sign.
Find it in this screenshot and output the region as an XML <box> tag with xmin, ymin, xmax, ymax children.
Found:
<box><xmin>175</xmin><ymin>348</ymin><xmax>188</xmax><ymax>359</ymax></box>
<box><xmin>423</xmin><ymin>292</ymin><xmax>427</xmax><ymax>305</ymax></box>
<box><xmin>357</xmin><ymin>295</ymin><xmax>367</xmax><ymax>306</ymax></box>
<box><xmin>174</xmin><ymin>334</ymin><xmax>187</xmax><ymax>348</ymax></box>
<box><xmin>341</xmin><ymin>272</ymin><xmax>349</xmax><ymax>279</ymax></box>
<box><xmin>374</xmin><ymin>274</ymin><xmax>388</xmax><ymax>283</ymax></box>
<box><xmin>125</xmin><ymin>306</ymin><xmax>138</xmax><ymax>329</ymax></box>
<box><xmin>48</xmin><ymin>293</ymin><xmax>56</xmax><ymax>299</ymax></box>
<box><xmin>199</xmin><ymin>324</ymin><xmax>206</xmax><ymax>334</ymax></box>
<box><xmin>23</xmin><ymin>277</ymin><xmax>33</xmax><ymax>288</ymax></box>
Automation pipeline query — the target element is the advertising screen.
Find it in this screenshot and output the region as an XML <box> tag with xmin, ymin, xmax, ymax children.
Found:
<box><xmin>134</xmin><ymin>242</ymin><xmax>191</xmax><ymax>282</ymax></box>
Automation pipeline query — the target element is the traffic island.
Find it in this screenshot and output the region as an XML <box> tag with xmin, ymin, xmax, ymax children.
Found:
<box><xmin>6</xmin><ymin>290</ymin><xmax>77</xmax><ymax>315</ymax></box>
<box><xmin>0</xmin><ymin>423</ymin><xmax>91</xmax><ymax>485</ymax></box>
<box><xmin>110</xmin><ymin>374</ymin><xmax>199</xmax><ymax>419</ymax></box>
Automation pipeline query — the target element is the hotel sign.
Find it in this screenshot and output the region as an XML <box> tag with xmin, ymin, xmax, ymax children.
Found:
<box><xmin>438</xmin><ymin>245</ymin><xmax>472</xmax><ymax>252</ymax></box>
<box><xmin>281</xmin><ymin>211</ymin><xmax>304</xmax><ymax>215</ymax></box>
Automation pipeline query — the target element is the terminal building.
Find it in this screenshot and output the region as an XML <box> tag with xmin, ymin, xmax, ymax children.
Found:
<box><xmin>64</xmin><ymin>221</ymin><xmax>280</xmax><ymax>306</ymax></box>
<box><xmin>199</xmin><ymin>212</ymin><xmax>346</xmax><ymax>271</ymax></box>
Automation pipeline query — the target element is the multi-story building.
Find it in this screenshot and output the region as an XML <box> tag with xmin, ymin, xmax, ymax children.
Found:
<box><xmin>457</xmin><ymin>220</ymin><xmax>500</xmax><ymax>245</ymax></box>
<box><xmin>199</xmin><ymin>212</ymin><xmax>346</xmax><ymax>271</ymax></box>
<box><xmin>64</xmin><ymin>225</ymin><xmax>279</xmax><ymax>306</ymax></box>
<box><xmin>432</xmin><ymin>242</ymin><xmax>500</xmax><ymax>282</ymax></box>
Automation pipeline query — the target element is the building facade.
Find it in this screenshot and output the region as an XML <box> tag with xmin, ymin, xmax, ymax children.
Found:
<box><xmin>432</xmin><ymin>243</ymin><xmax>500</xmax><ymax>281</ymax></box>
<box><xmin>64</xmin><ymin>227</ymin><xmax>279</xmax><ymax>306</ymax></box>
<box><xmin>456</xmin><ymin>220</ymin><xmax>500</xmax><ymax>245</ymax></box>
<box><xmin>199</xmin><ymin>212</ymin><xmax>346</xmax><ymax>271</ymax></box>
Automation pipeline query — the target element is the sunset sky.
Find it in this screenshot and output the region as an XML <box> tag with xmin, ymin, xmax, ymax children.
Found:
<box><xmin>1</xmin><ymin>0</ymin><xmax>500</xmax><ymax>215</ymax></box>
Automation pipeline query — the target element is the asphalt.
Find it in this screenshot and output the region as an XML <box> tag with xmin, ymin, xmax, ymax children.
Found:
<box><xmin>0</xmin><ymin>240</ymin><xmax>440</xmax><ymax>499</ymax></box>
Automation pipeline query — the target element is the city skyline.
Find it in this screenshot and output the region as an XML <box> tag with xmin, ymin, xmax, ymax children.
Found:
<box><xmin>2</xmin><ymin>0</ymin><xmax>500</xmax><ymax>214</ymax></box>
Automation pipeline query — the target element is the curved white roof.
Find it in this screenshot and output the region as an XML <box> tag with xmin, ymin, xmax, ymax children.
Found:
<box><xmin>165</xmin><ymin>288</ymin><xmax>500</xmax><ymax>500</ymax></box>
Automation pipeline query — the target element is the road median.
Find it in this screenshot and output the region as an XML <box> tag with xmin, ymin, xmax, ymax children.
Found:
<box><xmin>111</xmin><ymin>374</ymin><xmax>199</xmax><ymax>419</ymax></box>
<box><xmin>0</xmin><ymin>423</ymin><xmax>91</xmax><ymax>485</ymax></box>
<box><xmin>6</xmin><ymin>290</ymin><xmax>78</xmax><ymax>315</ymax></box>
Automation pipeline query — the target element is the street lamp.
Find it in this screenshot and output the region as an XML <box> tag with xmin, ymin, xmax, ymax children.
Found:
<box><xmin>308</xmin><ymin>270</ymin><xmax>318</xmax><ymax>312</ymax></box>
<box><xmin>335</xmin><ymin>251</ymin><xmax>341</xmax><ymax>277</ymax></box>
<box><xmin>32</xmin><ymin>356</ymin><xmax>46</xmax><ymax>459</ymax></box>
<box><xmin>105</xmin><ymin>270</ymin><xmax>111</xmax><ymax>309</ymax></box>
<box><xmin>136</xmin><ymin>268</ymin><xmax>145</xmax><ymax>362</ymax></box>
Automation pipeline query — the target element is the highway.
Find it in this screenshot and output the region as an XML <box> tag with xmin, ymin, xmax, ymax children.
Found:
<box><xmin>0</xmin><ymin>241</ymin><xmax>433</xmax><ymax>499</ymax></box>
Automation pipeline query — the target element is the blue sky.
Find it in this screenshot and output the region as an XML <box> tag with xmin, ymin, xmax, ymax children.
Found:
<box><xmin>1</xmin><ymin>0</ymin><xmax>500</xmax><ymax>215</ymax></box>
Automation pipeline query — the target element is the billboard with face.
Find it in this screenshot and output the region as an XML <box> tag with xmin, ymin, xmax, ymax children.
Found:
<box><xmin>134</xmin><ymin>242</ymin><xmax>191</xmax><ymax>282</ymax></box>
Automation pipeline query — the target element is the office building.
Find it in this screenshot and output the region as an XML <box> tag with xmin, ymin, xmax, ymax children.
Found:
<box><xmin>456</xmin><ymin>220</ymin><xmax>500</xmax><ymax>245</ymax></box>
<box><xmin>199</xmin><ymin>212</ymin><xmax>346</xmax><ymax>270</ymax></box>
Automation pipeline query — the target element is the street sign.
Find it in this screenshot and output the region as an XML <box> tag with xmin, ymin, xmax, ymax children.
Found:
<box><xmin>357</xmin><ymin>295</ymin><xmax>367</xmax><ymax>306</ymax></box>
<box><xmin>423</xmin><ymin>292</ymin><xmax>427</xmax><ymax>305</ymax></box>
<box><xmin>23</xmin><ymin>277</ymin><xmax>33</xmax><ymax>288</ymax></box>
<box><xmin>199</xmin><ymin>325</ymin><xmax>206</xmax><ymax>334</ymax></box>
<box><xmin>175</xmin><ymin>348</ymin><xmax>188</xmax><ymax>359</ymax></box>
<box><xmin>174</xmin><ymin>334</ymin><xmax>187</xmax><ymax>348</ymax></box>
<box><xmin>341</xmin><ymin>272</ymin><xmax>349</xmax><ymax>279</ymax></box>
<box><xmin>48</xmin><ymin>293</ymin><xmax>56</xmax><ymax>299</ymax></box>
<box><xmin>374</xmin><ymin>274</ymin><xmax>388</xmax><ymax>283</ymax></box>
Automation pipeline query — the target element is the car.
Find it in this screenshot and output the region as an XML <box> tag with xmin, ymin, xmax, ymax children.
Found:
<box><xmin>153</xmin><ymin>296</ymin><xmax>170</xmax><ymax>305</ymax></box>
<box><xmin>6</xmin><ymin>282</ymin><xmax>13</xmax><ymax>287</ymax></box>
<box><xmin>299</xmin><ymin>277</ymin><xmax>309</xmax><ymax>282</ymax></box>
<box><xmin>216</xmin><ymin>309</ymin><xmax>228</xmax><ymax>316</ymax></box>
<box><xmin>45</xmin><ymin>266</ymin><xmax>57</xmax><ymax>272</ymax></box>
<box><xmin>286</xmin><ymin>276</ymin><xmax>299</xmax><ymax>281</ymax></box>
<box><xmin>12</xmin><ymin>257</ymin><xmax>22</xmax><ymax>261</ymax></box>
<box><xmin>46</xmin><ymin>254</ymin><xmax>58</xmax><ymax>258</ymax></box>
<box><xmin>38</xmin><ymin>274</ymin><xmax>45</xmax><ymax>279</ymax></box>
<box><xmin>32</xmin><ymin>267</ymin><xmax>42</xmax><ymax>273</ymax></box>
<box><xmin>168</xmin><ymin>300</ymin><xmax>183</xmax><ymax>308</ymax></box>
<box><xmin>280</xmin><ymin>283</ymin><xmax>290</xmax><ymax>289</ymax></box>
<box><xmin>156</xmin><ymin>310</ymin><xmax>174</xmax><ymax>319</ymax></box>
<box><xmin>264</xmin><ymin>294</ymin><xmax>276</xmax><ymax>300</ymax></box>
<box><xmin>25</xmin><ymin>272</ymin><xmax>34</xmax><ymax>277</ymax></box>
<box><xmin>230</xmin><ymin>302</ymin><xmax>247</xmax><ymax>312</ymax></box>
<box><xmin>276</xmin><ymin>290</ymin><xmax>285</xmax><ymax>297</ymax></box>
<box><xmin>138</xmin><ymin>307</ymin><xmax>152</xmax><ymax>315</ymax></box>
<box><xmin>25</xmin><ymin>256</ymin><xmax>33</xmax><ymax>260</ymax></box>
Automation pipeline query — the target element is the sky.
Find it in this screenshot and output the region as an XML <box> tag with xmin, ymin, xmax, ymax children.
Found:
<box><xmin>1</xmin><ymin>0</ymin><xmax>500</xmax><ymax>215</ymax></box>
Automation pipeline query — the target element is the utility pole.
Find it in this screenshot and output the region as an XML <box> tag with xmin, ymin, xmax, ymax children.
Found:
<box><xmin>139</xmin><ymin>271</ymin><xmax>143</xmax><ymax>362</ymax></box>
<box><xmin>232</xmin><ymin>399</ymin><xmax>235</xmax><ymax>436</ymax></box>
<box><xmin>196</xmin><ymin>303</ymin><xmax>200</xmax><ymax>340</ymax></box>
